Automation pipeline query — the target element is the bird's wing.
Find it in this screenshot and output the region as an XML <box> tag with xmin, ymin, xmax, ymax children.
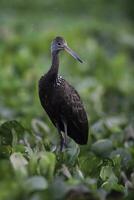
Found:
<box><xmin>61</xmin><ymin>84</ymin><xmax>87</xmax><ymax>122</ymax></box>
<box><xmin>58</xmin><ymin>82</ymin><xmax>88</xmax><ymax>144</ymax></box>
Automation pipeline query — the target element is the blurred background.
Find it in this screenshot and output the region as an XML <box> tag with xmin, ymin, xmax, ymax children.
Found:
<box><xmin>0</xmin><ymin>0</ymin><xmax>134</xmax><ymax>126</ymax></box>
<box><xmin>0</xmin><ymin>1</ymin><xmax>134</xmax><ymax>199</ymax></box>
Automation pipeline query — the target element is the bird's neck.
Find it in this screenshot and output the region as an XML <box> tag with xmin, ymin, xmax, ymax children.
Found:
<box><xmin>49</xmin><ymin>50</ymin><xmax>59</xmax><ymax>79</ymax></box>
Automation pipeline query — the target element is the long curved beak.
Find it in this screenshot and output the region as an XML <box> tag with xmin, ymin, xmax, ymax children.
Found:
<box><xmin>64</xmin><ymin>45</ymin><xmax>83</xmax><ymax>63</ymax></box>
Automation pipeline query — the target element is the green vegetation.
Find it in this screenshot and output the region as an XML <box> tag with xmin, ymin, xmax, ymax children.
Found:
<box><xmin>0</xmin><ymin>1</ymin><xmax>134</xmax><ymax>199</ymax></box>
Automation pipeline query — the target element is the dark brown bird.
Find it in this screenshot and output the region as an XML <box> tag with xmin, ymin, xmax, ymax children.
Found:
<box><xmin>39</xmin><ymin>36</ymin><xmax>88</xmax><ymax>150</ymax></box>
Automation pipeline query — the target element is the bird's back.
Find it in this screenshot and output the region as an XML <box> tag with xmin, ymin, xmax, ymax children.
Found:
<box><xmin>39</xmin><ymin>74</ymin><xmax>89</xmax><ymax>145</ymax></box>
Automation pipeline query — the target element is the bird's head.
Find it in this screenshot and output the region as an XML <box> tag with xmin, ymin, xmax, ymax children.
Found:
<box><xmin>51</xmin><ymin>36</ymin><xmax>83</xmax><ymax>63</ymax></box>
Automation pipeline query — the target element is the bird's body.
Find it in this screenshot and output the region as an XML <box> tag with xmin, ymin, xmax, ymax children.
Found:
<box><xmin>39</xmin><ymin>36</ymin><xmax>88</xmax><ymax>150</ymax></box>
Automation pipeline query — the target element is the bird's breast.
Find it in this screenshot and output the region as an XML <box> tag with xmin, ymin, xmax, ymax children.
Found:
<box><xmin>39</xmin><ymin>75</ymin><xmax>65</xmax><ymax>111</ymax></box>
<box><xmin>53</xmin><ymin>75</ymin><xmax>63</xmax><ymax>87</ymax></box>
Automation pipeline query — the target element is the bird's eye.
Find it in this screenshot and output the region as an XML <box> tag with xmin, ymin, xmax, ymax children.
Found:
<box><xmin>58</xmin><ymin>42</ymin><xmax>61</xmax><ymax>46</ymax></box>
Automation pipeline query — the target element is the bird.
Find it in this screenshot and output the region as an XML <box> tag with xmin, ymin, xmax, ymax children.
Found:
<box><xmin>39</xmin><ymin>36</ymin><xmax>89</xmax><ymax>151</ymax></box>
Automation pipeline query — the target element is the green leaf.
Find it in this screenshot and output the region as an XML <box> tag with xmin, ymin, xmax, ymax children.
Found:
<box><xmin>38</xmin><ymin>152</ymin><xmax>56</xmax><ymax>179</ymax></box>
<box><xmin>65</xmin><ymin>140</ymin><xmax>80</xmax><ymax>165</ymax></box>
<box><xmin>100</xmin><ymin>166</ymin><xmax>113</xmax><ymax>181</ymax></box>
<box><xmin>91</xmin><ymin>139</ymin><xmax>113</xmax><ymax>157</ymax></box>
<box><xmin>25</xmin><ymin>176</ymin><xmax>48</xmax><ymax>192</ymax></box>
<box><xmin>110</xmin><ymin>148</ymin><xmax>132</xmax><ymax>168</ymax></box>
<box><xmin>10</xmin><ymin>152</ymin><xmax>28</xmax><ymax>177</ymax></box>
<box><xmin>104</xmin><ymin>115</ymin><xmax>127</xmax><ymax>132</ymax></box>
<box><xmin>0</xmin><ymin>145</ymin><xmax>12</xmax><ymax>158</ymax></box>
<box><xmin>0</xmin><ymin>120</ymin><xmax>25</xmax><ymax>146</ymax></box>
<box><xmin>31</xmin><ymin>118</ymin><xmax>50</xmax><ymax>137</ymax></box>
<box><xmin>102</xmin><ymin>181</ymin><xmax>124</xmax><ymax>192</ymax></box>
<box><xmin>50</xmin><ymin>178</ymin><xmax>69</xmax><ymax>200</ymax></box>
<box><xmin>79</xmin><ymin>152</ymin><xmax>101</xmax><ymax>177</ymax></box>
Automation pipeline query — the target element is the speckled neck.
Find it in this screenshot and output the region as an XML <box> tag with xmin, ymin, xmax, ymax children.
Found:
<box><xmin>50</xmin><ymin>50</ymin><xmax>59</xmax><ymax>77</ymax></box>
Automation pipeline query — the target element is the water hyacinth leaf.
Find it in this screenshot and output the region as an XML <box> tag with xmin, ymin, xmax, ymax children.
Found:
<box><xmin>104</xmin><ymin>116</ymin><xmax>127</xmax><ymax>132</ymax></box>
<box><xmin>102</xmin><ymin>181</ymin><xmax>124</xmax><ymax>192</ymax></box>
<box><xmin>65</xmin><ymin>140</ymin><xmax>80</xmax><ymax>165</ymax></box>
<box><xmin>110</xmin><ymin>131</ymin><xmax>124</xmax><ymax>147</ymax></box>
<box><xmin>100</xmin><ymin>166</ymin><xmax>115</xmax><ymax>181</ymax></box>
<box><xmin>111</xmin><ymin>154</ymin><xmax>122</xmax><ymax>176</ymax></box>
<box><xmin>31</xmin><ymin>118</ymin><xmax>50</xmax><ymax>137</ymax></box>
<box><xmin>13</xmin><ymin>144</ymin><xmax>26</xmax><ymax>153</ymax></box>
<box><xmin>91</xmin><ymin>119</ymin><xmax>106</xmax><ymax>139</ymax></box>
<box><xmin>0</xmin><ymin>120</ymin><xmax>26</xmax><ymax>146</ymax></box>
<box><xmin>91</xmin><ymin>139</ymin><xmax>113</xmax><ymax>157</ymax></box>
<box><xmin>79</xmin><ymin>152</ymin><xmax>101</xmax><ymax>177</ymax></box>
<box><xmin>28</xmin><ymin>152</ymin><xmax>39</xmax><ymax>175</ymax></box>
<box><xmin>100</xmin><ymin>166</ymin><xmax>123</xmax><ymax>191</ymax></box>
<box><xmin>10</xmin><ymin>152</ymin><xmax>28</xmax><ymax>176</ymax></box>
<box><xmin>0</xmin><ymin>145</ymin><xmax>12</xmax><ymax>158</ymax></box>
<box><xmin>38</xmin><ymin>152</ymin><xmax>56</xmax><ymax>179</ymax></box>
<box><xmin>60</xmin><ymin>164</ymin><xmax>72</xmax><ymax>179</ymax></box>
<box><xmin>110</xmin><ymin>148</ymin><xmax>132</xmax><ymax>168</ymax></box>
<box><xmin>57</xmin><ymin>140</ymin><xmax>80</xmax><ymax>166</ymax></box>
<box><xmin>85</xmin><ymin>178</ymin><xmax>98</xmax><ymax>191</ymax></box>
<box><xmin>50</xmin><ymin>177</ymin><xmax>69</xmax><ymax>200</ymax></box>
<box><xmin>74</xmin><ymin>166</ymin><xmax>84</xmax><ymax>180</ymax></box>
<box><xmin>0</xmin><ymin>160</ymin><xmax>14</xmax><ymax>179</ymax></box>
<box><xmin>25</xmin><ymin>176</ymin><xmax>48</xmax><ymax>192</ymax></box>
<box><xmin>102</xmin><ymin>173</ymin><xmax>124</xmax><ymax>192</ymax></box>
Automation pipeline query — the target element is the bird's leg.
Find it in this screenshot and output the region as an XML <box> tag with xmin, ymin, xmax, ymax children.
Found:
<box><xmin>60</xmin><ymin>133</ymin><xmax>64</xmax><ymax>152</ymax></box>
<box><xmin>63</xmin><ymin>120</ymin><xmax>68</xmax><ymax>148</ymax></box>
<box><xmin>56</xmin><ymin>124</ymin><xmax>64</xmax><ymax>151</ymax></box>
